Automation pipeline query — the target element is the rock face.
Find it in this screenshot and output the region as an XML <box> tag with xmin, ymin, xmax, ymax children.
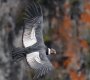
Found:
<box><xmin>0</xmin><ymin>0</ymin><xmax>28</xmax><ymax>80</ymax></box>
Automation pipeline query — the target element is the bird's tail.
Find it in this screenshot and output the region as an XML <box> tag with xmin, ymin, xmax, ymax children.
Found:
<box><xmin>10</xmin><ymin>46</ymin><xmax>40</xmax><ymax>62</ymax></box>
<box><xmin>10</xmin><ymin>48</ymin><xmax>27</xmax><ymax>62</ymax></box>
<box><xmin>24</xmin><ymin>1</ymin><xmax>42</xmax><ymax>26</ymax></box>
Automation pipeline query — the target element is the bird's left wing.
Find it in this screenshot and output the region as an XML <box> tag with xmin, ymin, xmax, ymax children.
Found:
<box><xmin>23</xmin><ymin>2</ymin><xmax>43</xmax><ymax>48</ymax></box>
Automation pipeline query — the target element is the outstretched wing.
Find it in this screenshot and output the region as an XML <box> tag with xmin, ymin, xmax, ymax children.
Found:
<box><xmin>23</xmin><ymin>2</ymin><xmax>43</xmax><ymax>48</ymax></box>
<box><xmin>26</xmin><ymin>51</ymin><xmax>53</xmax><ymax>79</ymax></box>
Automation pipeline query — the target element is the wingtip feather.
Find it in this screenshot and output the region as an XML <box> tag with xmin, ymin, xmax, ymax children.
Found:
<box><xmin>24</xmin><ymin>1</ymin><xmax>42</xmax><ymax>23</ymax></box>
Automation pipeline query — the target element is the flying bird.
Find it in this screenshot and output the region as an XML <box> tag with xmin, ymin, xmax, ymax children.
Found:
<box><xmin>10</xmin><ymin>1</ymin><xmax>56</xmax><ymax>80</ymax></box>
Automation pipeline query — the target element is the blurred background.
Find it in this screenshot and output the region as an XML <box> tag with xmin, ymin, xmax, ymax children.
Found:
<box><xmin>0</xmin><ymin>0</ymin><xmax>90</xmax><ymax>80</ymax></box>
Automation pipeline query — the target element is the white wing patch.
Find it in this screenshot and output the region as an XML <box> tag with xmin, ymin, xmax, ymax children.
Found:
<box><xmin>26</xmin><ymin>52</ymin><xmax>42</xmax><ymax>68</ymax></box>
<box><xmin>23</xmin><ymin>27</ymin><xmax>37</xmax><ymax>47</ymax></box>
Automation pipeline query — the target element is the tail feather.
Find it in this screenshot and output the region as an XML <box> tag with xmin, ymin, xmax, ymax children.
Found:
<box><xmin>10</xmin><ymin>45</ymin><xmax>41</xmax><ymax>62</ymax></box>
<box><xmin>10</xmin><ymin>48</ymin><xmax>26</xmax><ymax>62</ymax></box>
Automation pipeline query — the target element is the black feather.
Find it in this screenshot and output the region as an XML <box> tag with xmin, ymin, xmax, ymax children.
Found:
<box><xmin>24</xmin><ymin>1</ymin><xmax>42</xmax><ymax>25</ymax></box>
<box><xmin>10</xmin><ymin>48</ymin><xmax>26</xmax><ymax>62</ymax></box>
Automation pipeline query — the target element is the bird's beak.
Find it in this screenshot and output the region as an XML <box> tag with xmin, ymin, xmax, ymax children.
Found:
<box><xmin>50</xmin><ymin>48</ymin><xmax>56</xmax><ymax>55</ymax></box>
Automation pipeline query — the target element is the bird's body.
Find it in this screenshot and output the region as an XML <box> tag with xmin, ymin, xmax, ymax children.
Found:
<box><xmin>10</xmin><ymin>1</ymin><xmax>54</xmax><ymax>80</ymax></box>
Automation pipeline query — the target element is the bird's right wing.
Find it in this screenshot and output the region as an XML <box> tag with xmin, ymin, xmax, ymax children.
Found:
<box><xmin>23</xmin><ymin>2</ymin><xmax>43</xmax><ymax>48</ymax></box>
<box><xmin>26</xmin><ymin>51</ymin><xmax>54</xmax><ymax>80</ymax></box>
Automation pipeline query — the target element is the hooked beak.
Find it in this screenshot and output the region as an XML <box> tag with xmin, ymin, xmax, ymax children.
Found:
<box><xmin>50</xmin><ymin>48</ymin><xmax>56</xmax><ymax>55</ymax></box>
